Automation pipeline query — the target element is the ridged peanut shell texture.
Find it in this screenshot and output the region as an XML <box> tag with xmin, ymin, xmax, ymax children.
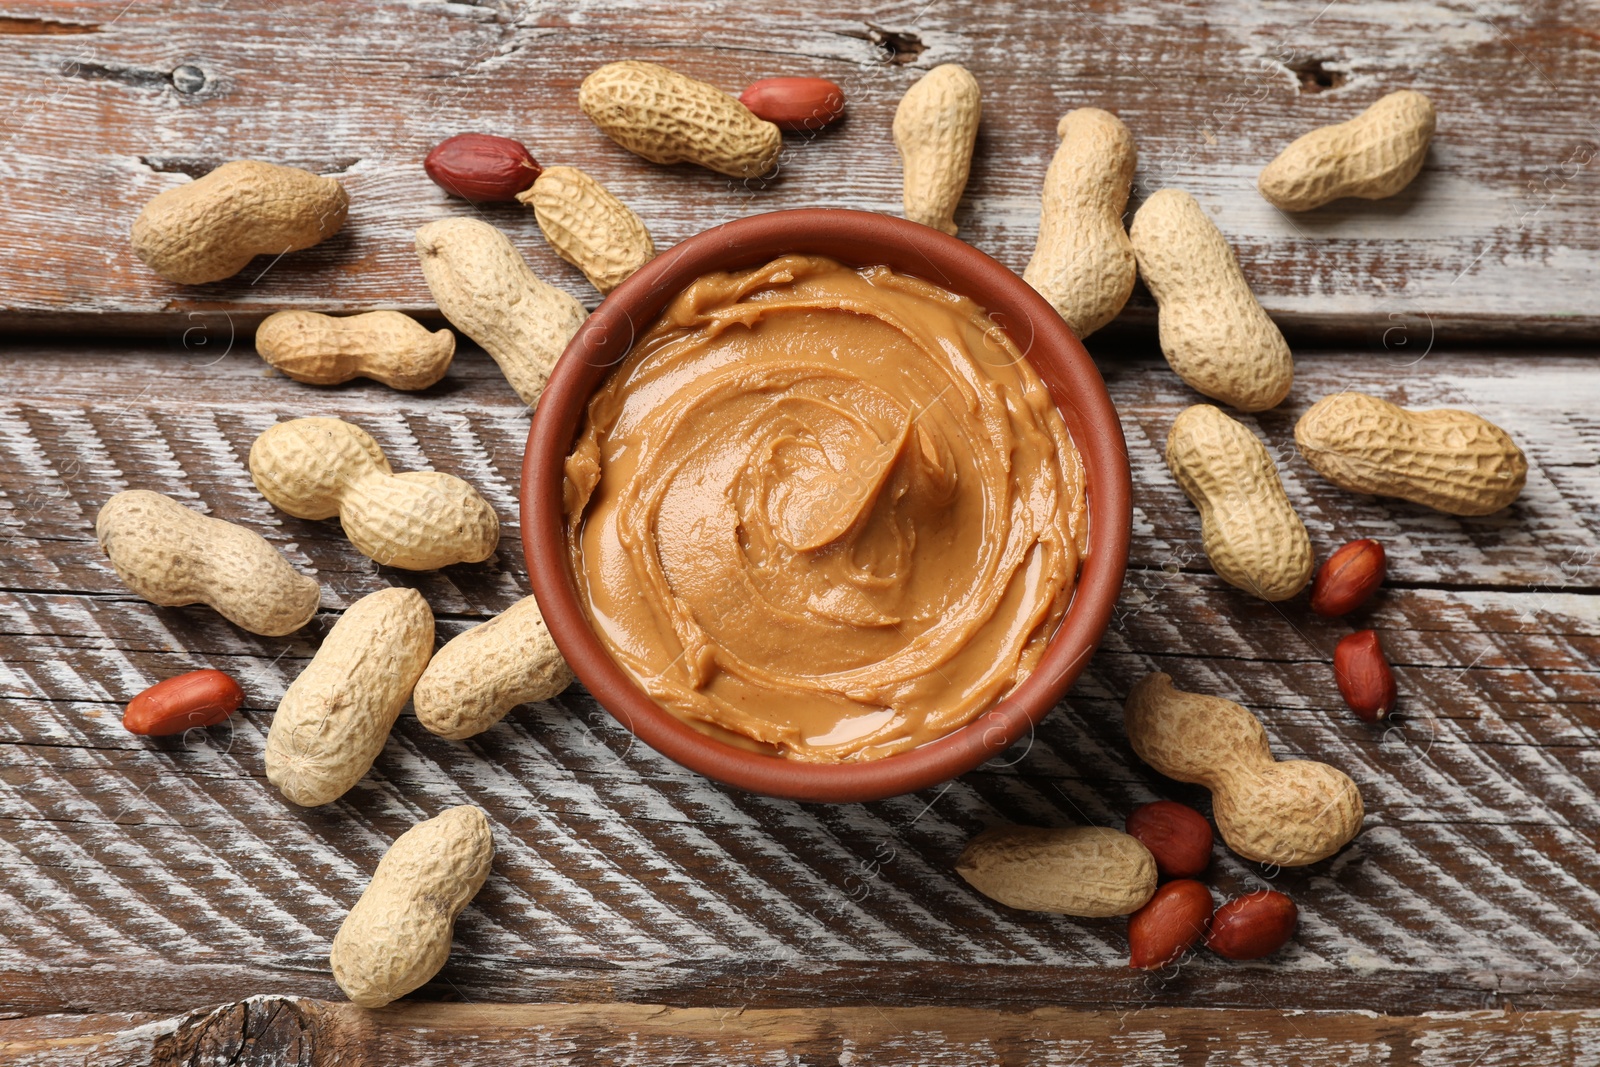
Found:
<box><xmin>331</xmin><ymin>805</ymin><xmax>493</xmax><ymax>1008</ymax></box>
<box><xmin>97</xmin><ymin>490</ymin><xmax>320</xmax><ymax>636</ymax></box>
<box><xmin>249</xmin><ymin>417</ymin><xmax>499</xmax><ymax>571</ymax></box>
<box><xmin>131</xmin><ymin>160</ymin><xmax>348</xmax><ymax>284</ymax></box>
<box><xmin>1130</xmin><ymin>189</ymin><xmax>1293</xmax><ymax>412</ymax></box>
<box><xmin>1125</xmin><ymin>673</ymin><xmax>1364</xmax><ymax>866</ymax></box>
<box><xmin>1259</xmin><ymin>90</ymin><xmax>1436</xmax><ymax>212</ymax></box>
<box><xmin>893</xmin><ymin>64</ymin><xmax>981</xmax><ymax>236</ymax></box>
<box><xmin>255</xmin><ymin>311</ymin><xmax>454</xmax><ymax>390</ymax></box>
<box><xmin>956</xmin><ymin>825</ymin><xmax>1157</xmax><ymax>917</ymax></box>
<box><xmin>1295</xmin><ymin>391</ymin><xmax>1527</xmax><ymax>516</ymax></box>
<box><xmin>1166</xmin><ymin>405</ymin><xmax>1313</xmax><ymax>602</ymax></box>
<box><xmin>579</xmin><ymin>60</ymin><xmax>782</xmax><ymax>178</ymax></box>
<box><xmin>1023</xmin><ymin>108</ymin><xmax>1137</xmax><ymax>339</ymax></box>
<box><xmin>518</xmin><ymin>166</ymin><xmax>655</xmax><ymax>295</ymax></box>
<box><xmin>265</xmin><ymin>586</ymin><xmax>433</xmax><ymax>807</ymax></box>
<box><xmin>416</xmin><ymin>218</ymin><xmax>588</xmax><ymax>409</ymax></box>
<box><xmin>413</xmin><ymin>596</ymin><xmax>574</xmax><ymax>740</ymax></box>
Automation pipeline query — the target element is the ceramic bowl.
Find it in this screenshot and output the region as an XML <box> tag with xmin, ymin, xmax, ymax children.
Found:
<box><xmin>522</xmin><ymin>208</ymin><xmax>1130</xmax><ymax>803</ymax></box>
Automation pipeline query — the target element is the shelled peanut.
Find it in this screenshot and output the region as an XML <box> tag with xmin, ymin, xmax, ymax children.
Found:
<box><xmin>956</xmin><ymin>824</ymin><xmax>1157</xmax><ymax>917</ymax></box>
<box><xmin>425</xmin><ymin>133</ymin><xmax>542</xmax><ymax>201</ymax></box>
<box><xmin>124</xmin><ymin>669</ymin><xmax>244</xmax><ymax>736</ymax></box>
<box><xmin>97</xmin><ymin>489</ymin><xmax>321</xmax><ymax>636</ymax></box>
<box><xmin>893</xmin><ymin>64</ymin><xmax>982</xmax><ymax>236</ymax></box>
<box><xmin>131</xmin><ymin>160</ymin><xmax>348</xmax><ymax>285</ymax></box>
<box><xmin>265</xmin><ymin>586</ymin><xmax>433</xmax><ymax>807</ymax></box>
<box><xmin>518</xmin><ymin>166</ymin><xmax>655</xmax><ymax>295</ymax></box>
<box><xmin>739</xmin><ymin>77</ymin><xmax>846</xmax><ymax>131</ymax></box>
<box><xmin>1334</xmin><ymin>629</ymin><xmax>1398</xmax><ymax>722</ymax></box>
<box><xmin>1207</xmin><ymin>890</ymin><xmax>1298</xmax><ymax>960</ymax></box>
<box><xmin>1128</xmin><ymin>879</ymin><xmax>1214</xmax><ymax>969</ymax></box>
<box><xmin>1310</xmin><ymin>538</ymin><xmax>1386</xmax><ymax>616</ymax></box>
<box><xmin>331</xmin><ymin>805</ymin><xmax>493</xmax><ymax>1007</ymax></box>
<box><xmin>415</xmin><ymin>217</ymin><xmax>588</xmax><ymax>409</ymax></box>
<box><xmin>249</xmin><ymin>417</ymin><xmax>499</xmax><ymax>571</ymax></box>
<box><xmin>413</xmin><ymin>596</ymin><xmax>573</xmax><ymax>740</ymax></box>
<box><xmin>1166</xmin><ymin>405</ymin><xmax>1313</xmax><ymax>602</ymax></box>
<box><xmin>1130</xmin><ymin>189</ymin><xmax>1293</xmax><ymax>411</ymax></box>
<box><xmin>255</xmin><ymin>310</ymin><xmax>455</xmax><ymax>390</ymax></box>
<box><xmin>1124</xmin><ymin>800</ymin><xmax>1213</xmax><ymax>879</ymax></box>
<box><xmin>1023</xmin><ymin>108</ymin><xmax>1138</xmax><ymax>339</ymax></box>
<box><xmin>1295</xmin><ymin>392</ymin><xmax>1527</xmax><ymax>515</ymax></box>
<box><xmin>1124</xmin><ymin>673</ymin><xmax>1363</xmax><ymax>867</ymax></box>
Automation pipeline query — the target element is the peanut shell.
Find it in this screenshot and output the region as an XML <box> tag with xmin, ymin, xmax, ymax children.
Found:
<box><xmin>415</xmin><ymin>217</ymin><xmax>588</xmax><ymax>409</ymax></box>
<box><xmin>331</xmin><ymin>805</ymin><xmax>493</xmax><ymax>1007</ymax></box>
<box><xmin>579</xmin><ymin>61</ymin><xmax>781</xmax><ymax>178</ymax></box>
<box><xmin>413</xmin><ymin>596</ymin><xmax>573</xmax><ymax>740</ymax></box>
<box><xmin>893</xmin><ymin>64</ymin><xmax>981</xmax><ymax>236</ymax></box>
<box><xmin>1130</xmin><ymin>188</ymin><xmax>1293</xmax><ymax>412</ymax></box>
<box><xmin>956</xmin><ymin>825</ymin><xmax>1157</xmax><ymax>917</ymax></box>
<box><xmin>1125</xmin><ymin>673</ymin><xmax>1364</xmax><ymax>867</ymax></box>
<box><xmin>519</xmin><ymin>166</ymin><xmax>655</xmax><ymax>295</ymax></box>
<box><xmin>249</xmin><ymin>417</ymin><xmax>499</xmax><ymax>571</ymax></box>
<box><xmin>131</xmin><ymin>160</ymin><xmax>348</xmax><ymax>285</ymax></box>
<box><xmin>1259</xmin><ymin>90</ymin><xmax>1436</xmax><ymax>211</ymax></box>
<box><xmin>265</xmin><ymin>586</ymin><xmax>434</xmax><ymax>807</ymax></box>
<box><xmin>1295</xmin><ymin>391</ymin><xmax>1526</xmax><ymax>516</ymax></box>
<box><xmin>1166</xmin><ymin>405</ymin><xmax>1312</xmax><ymax>602</ymax></box>
<box><xmin>255</xmin><ymin>310</ymin><xmax>454</xmax><ymax>390</ymax></box>
<box><xmin>97</xmin><ymin>490</ymin><xmax>320</xmax><ymax>636</ymax></box>
<box><xmin>1023</xmin><ymin>108</ymin><xmax>1138</xmax><ymax>339</ymax></box>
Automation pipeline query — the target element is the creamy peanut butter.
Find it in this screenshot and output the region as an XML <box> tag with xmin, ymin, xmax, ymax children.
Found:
<box><xmin>564</xmin><ymin>255</ymin><xmax>1088</xmax><ymax>762</ymax></box>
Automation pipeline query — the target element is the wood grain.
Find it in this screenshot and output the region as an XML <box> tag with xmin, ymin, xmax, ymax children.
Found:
<box><xmin>0</xmin><ymin>339</ymin><xmax>1595</xmax><ymax>1022</ymax></box>
<box><xmin>3</xmin><ymin>1</ymin><xmax>1600</xmax><ymax>338</ymax></box>
<box><xmin>4</xmin><ymin>1</ymin><xmax>1598</xmax><ymax>1057</ymax></box>
<box><xmin>5</xmin><ymin>998</ymin><xmax>1600</xmax><ymax>1066</ymax></box>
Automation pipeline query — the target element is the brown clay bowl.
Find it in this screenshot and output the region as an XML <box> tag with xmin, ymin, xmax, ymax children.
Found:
<box><xmin>522</xmin><ymin>208</ymin><xmax>1130</xmax><ymax>803</ymax></box>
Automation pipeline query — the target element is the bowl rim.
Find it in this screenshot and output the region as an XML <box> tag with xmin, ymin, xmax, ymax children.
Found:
<box><xmin>522</xmin><ymin>207</ymin><xmax>1131</xmax><ymax>804</ymax></box>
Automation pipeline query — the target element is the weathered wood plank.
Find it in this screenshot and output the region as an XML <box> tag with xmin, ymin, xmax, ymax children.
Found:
<box><xmin>2</xmin><ymin>342</ymin><xmax>1596</xmax><ymax>595</ymax></box>
<box><xmin>4</xmin><ymin>998</ymin><xmax>1600</xmax><ymax>1066</ymax></box>
<box><xmin>0</xmin><ymin>340</ymin><xmax>1595</xmax><ymax>1016</ymax></box>
<box><xmin>2</xmin><ymin>1</ymin><xmax>1600</xmax><ymax>337</ymax></box>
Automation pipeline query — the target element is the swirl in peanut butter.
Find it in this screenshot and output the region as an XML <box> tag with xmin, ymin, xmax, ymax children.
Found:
<box><xmin>565</xmin><ymin>255</ymin><xmax>1087</xmax><ymax>762</ymax></box>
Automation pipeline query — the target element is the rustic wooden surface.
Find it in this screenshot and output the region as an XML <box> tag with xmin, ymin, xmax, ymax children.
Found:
<box><xmin>3</xmin><ymin>0</ymin><xmax>1599</xmax><ymax>1063</ymax></box>
<box><xmin>6</xmin><ymin>998</ymin><xmax>1600</xmax><ymax>1066</ymax></box>
<box><xmin>1</xmin><ymin>342</ymin><xmax>1597</xmax><ymax>1051</ymax></box>
<box><xmin>3</xmin><ymin>0</ymin><xmax>1600</xmax><ymax>338</ymax></box>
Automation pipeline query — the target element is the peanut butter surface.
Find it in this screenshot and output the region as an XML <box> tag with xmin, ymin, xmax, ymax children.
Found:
<box><xmin>564</xmin><ymin>255</ymin><xmax>1087</xmax><ymax>762</ymax></box>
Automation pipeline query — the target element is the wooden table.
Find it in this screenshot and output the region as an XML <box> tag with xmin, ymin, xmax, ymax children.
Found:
<box><xmin>2</xmin><ymin>2</ymin><xmax>1597</xmax><ymax>1063</ymax></box>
